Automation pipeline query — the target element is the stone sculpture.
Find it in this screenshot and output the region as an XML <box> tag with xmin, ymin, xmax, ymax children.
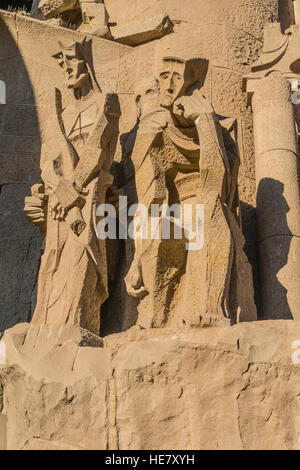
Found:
<box><xmin>24</xmin><ymin>37</ymin><xmax>120</xmax><ymax>335</ymax></box>
<box><xmin>2</xmin><ymin>0</ymin><xmax>300</xmax><ymax>451</ymax></box>
<box><xmin>31</xmin><ymin>0</ymin><xmax>110</xmax><ymax>37</ymax></box>
<box><xmin>31</xmin><ymin>0</ymin><xmax>174</xmax><ymax>45</ymax></box>
<box><xmin>124</xmin><ymin>56</ymin><xmax>257</xmax><ymax>328</ymax></box>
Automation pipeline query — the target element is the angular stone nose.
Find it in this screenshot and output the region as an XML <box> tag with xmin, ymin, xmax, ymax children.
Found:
<box><xmin>166</xmin><ymin>75</ymin><xmax>175</xmax><ymax>93</ymax></box>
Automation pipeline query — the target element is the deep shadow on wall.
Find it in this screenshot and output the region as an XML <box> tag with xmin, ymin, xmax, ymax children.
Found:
<box><xmin>0</xmin><ymin>1</ymin><xmax>33</xmax><ymax>11</ymax></box>
<box><xmin>0</xmin><ymin>14</ymin><xmax>42</xmax><ymax>331</ymax></box>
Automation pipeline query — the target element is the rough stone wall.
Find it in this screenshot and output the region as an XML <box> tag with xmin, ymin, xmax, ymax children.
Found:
<box><xmin>0</xmin><ymin>320</ymin><xmax>300</xmax><ymax>449</ymax></box>
<box><xmin>0</xmin><ymin>12</ymin><xmax>42</xmax><ymax>330</ymax></box>
<box><xmin>0</xmin><ymin>1</ymin><xmax>294</xmax><ymax>331</ymax></box>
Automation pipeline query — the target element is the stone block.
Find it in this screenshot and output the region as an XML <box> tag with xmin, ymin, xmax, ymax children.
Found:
<box><xmin>2</xmin><ymin>104</ymin><xmax>42</xmax><ymax>138</ymax></box>
<box><xmin>0</xmin><ymin>184</ymin><xmax>40</xmax><ymax>239</ymax></box>
<box><xmin>0</xmin><ymin>13</ymin><xmax>18</xmax><ymax>61</ymax></box>
<box><xmin>0</xmin><ymin>152</ymin><xmax>32</xmax><ymax>185</ymax></box>
<box><xmin>112</xmin><ymin>14</ymin><xmax>173</xmax><ymax>47</ymax></box>
<box><xmin>0</xmin><ymin>239</ymin><xmax>31</xmax><ymax>303</ymax></box>
<box><xmin>0</xmin><ymin>303</ymin><xmax>31</xmax><ymax>331</ymax></box>
<box><xmin>19</xmin><ymin>237</ymin><xmax>42</xmax><ymax>305</ymax></box>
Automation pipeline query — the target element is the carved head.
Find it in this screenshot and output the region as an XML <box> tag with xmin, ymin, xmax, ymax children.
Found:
<box><xmin>159</xmin><ymin>56</ymin><xmax>208</xmax><ymax>109</ymax></box>
<box><xmin>135</xmin><ymin>76</ymin><xmax>160</xmax><ymax>117</ymax></box>
<box><xmin>53</xmin><ymin>38</ymin><xmax>91</xmax><ymax>90</ymax></box>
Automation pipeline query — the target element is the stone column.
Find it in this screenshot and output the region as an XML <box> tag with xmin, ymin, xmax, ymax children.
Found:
<box><xmin>252</xmin><ymin>72</ymin><xmax>300</xmax><ymax>320</ymax></box>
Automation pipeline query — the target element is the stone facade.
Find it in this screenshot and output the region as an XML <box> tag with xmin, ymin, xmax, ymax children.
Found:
<box><xmin>0</xmin><ymin>2</ymin><xmax>287</xmax><ymax>331</ymax></box>
<box><xmin>0</xmin><ymin>0</ymin><xmax>300</xmax><ymax>450</ymax></box>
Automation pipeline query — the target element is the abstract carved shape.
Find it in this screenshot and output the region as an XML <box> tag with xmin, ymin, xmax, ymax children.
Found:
<box><xmin>111</xmin><ymin>13</ymin><xmax>174</xmax><ymax>46</ymax></box>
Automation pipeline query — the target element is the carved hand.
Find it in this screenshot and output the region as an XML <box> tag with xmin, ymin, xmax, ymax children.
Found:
<box><xmin>54</xmin><ymin>178</ymin><xmax>84</xmax><ymax>211</ymax></box>
<box><xmin>173</xmin><ymin>89</ymin><xmax>214</xmax><ymax>122</ymax></box>
<box><xmin>125</xmin><ymin>259</ymin><xmax>149</xmax><ymax>299</ymax></box>
<box><xmin>24</xmin><ymin>184</ymin><xmax>47</xmax><ymax>226</ymax></box>
<box><xmin>49</xmin><ymin>179</ymin><xmax>87</xmax><ymax>235</ymax></box>
<box><xmin>139</xmin><ymin>108</ymin><xmax>169</xmax><ymax>134</ymax></box>
<box><xmin>49</xmin><ymin>195</ymin><xmax>67</xmax><ymax>221</ymax></box>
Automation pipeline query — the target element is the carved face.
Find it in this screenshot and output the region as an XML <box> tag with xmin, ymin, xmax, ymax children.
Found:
<box><xmin>135</xmin><ymin>77</ymin><xmax>160</xmax><ymax>117</ymax></box>
<box><xmin>55</xmin><ymin>45</ymin><xmax>90</xmax><ymax>90</ymax></box>
<box><xmin>159</xmin><ymin>60</ymin><xmax>186</xmax><ymax>109</ymax></box>
<box><xmin>62</xmin><ymin>53</ymin><xmax>89</xmax><ymax>89</ymax></box>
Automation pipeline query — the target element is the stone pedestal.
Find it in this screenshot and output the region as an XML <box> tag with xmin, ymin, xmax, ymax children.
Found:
<box><xmin>0</xmin><ymin>322</ymin><xmax>300</xmax><ymax>450</ymax></box>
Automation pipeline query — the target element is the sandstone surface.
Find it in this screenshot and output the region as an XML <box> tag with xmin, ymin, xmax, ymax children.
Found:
<box><xmin>0</xmin><ymin>320</ymin><xmax>299</xmax><ymax>450</ymax></box>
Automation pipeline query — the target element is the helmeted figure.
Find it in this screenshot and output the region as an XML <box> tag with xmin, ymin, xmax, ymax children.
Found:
<box><xmin>25</xmin><ymin>38</ymin><xmax>120</xmax><ymax>334</ymax></box>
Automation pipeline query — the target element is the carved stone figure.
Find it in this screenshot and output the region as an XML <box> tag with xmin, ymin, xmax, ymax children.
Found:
<box><xmin>24</xmin><ymin>38</ymin><xmax>120</xmax><ymax>334</ymax></box>
<box><xmin>124</xmin><ymin>56</ymin><xmax>257</xmax><ymax>328</ymax></box>
<box><xmin>31</xmin><ymin>0</ymin><xmax>110</xmax><ymax>38</ymax></box>
<box><xmin>3</xmin><ymin>0</ymin><xmax>300</xmax><ymax>452</ymax></box>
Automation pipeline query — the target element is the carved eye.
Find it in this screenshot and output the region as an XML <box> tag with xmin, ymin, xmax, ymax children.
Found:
<box><xmin>160</xmin><ymin>72</ymin><xmax>169</xmax><ymax>80</ymax></box>
<box><xmin>174</xmin><ymin>73</ymin><xmax>183</xmax><ymax>81</ymax></box>
<box><xmin>146</xmin><ymin>89</ymin><xmax>154</xmax><ymax>95</ymax></box>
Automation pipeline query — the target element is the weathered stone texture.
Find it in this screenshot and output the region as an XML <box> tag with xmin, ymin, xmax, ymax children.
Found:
<box><xmin>0</xmin><ymin>321</ymin><xmax>299</xmax><ymax>450</ymax></box>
